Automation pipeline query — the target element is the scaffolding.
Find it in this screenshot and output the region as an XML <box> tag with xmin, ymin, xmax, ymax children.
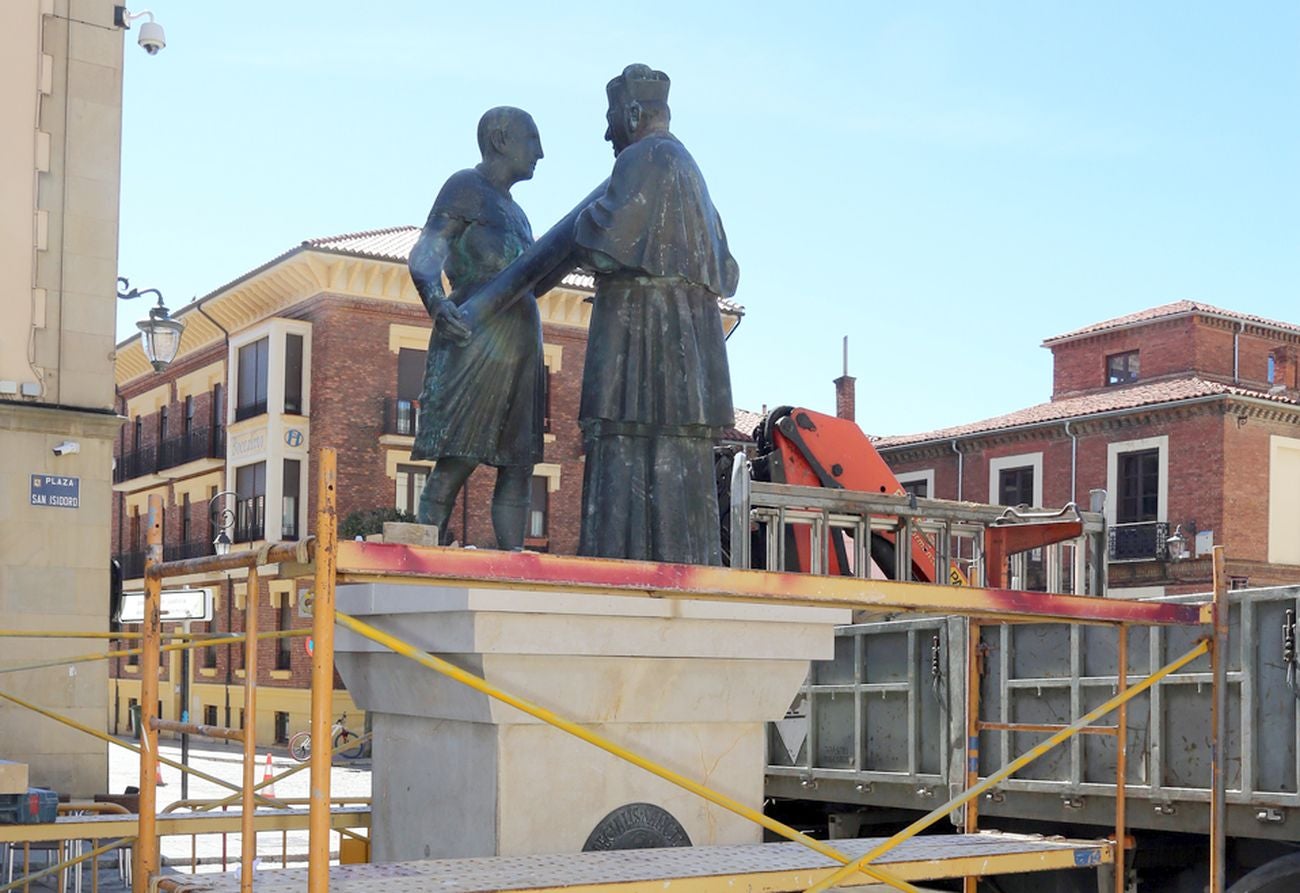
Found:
<box><xmin>0</xmin><ymin>448</ymin><xmax>1228</xmax><ymax>893</ymax></box>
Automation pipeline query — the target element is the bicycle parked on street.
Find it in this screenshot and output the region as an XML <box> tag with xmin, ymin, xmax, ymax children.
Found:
<box><xmin>287</xmin><ymin>712</ymin><xmax>366</xmax><ymax>761</ymax></box>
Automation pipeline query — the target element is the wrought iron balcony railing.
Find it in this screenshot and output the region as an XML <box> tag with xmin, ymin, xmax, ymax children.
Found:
<box><xmin>115</xmin><ymin>427</ymin><xmax>225</xmax><ymax>482</ymax></box>
<box><xmin>1107</xmin><ymin>521</ymin><xmax>1169</xmax><ymax>562</ymax></box>
<box><xmin>383</xmin><ymin>398</ymin><xmax>420</xmax><ymax>438</ymax></box>
<box><xmin>157</xmin><ymin>427</ymin><xmax>226</xmax><ymax>470</ymax></box>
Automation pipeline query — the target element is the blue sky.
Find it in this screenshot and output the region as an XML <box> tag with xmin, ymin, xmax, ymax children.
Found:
<box><xmin>116</xmin><ymin>2</ymin><xmax>1300</xmax><ymax>436</ymax></box>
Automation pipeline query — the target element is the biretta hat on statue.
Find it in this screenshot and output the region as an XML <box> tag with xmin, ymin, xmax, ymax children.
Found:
<box><xmin>607</xmin><ymin>63</ymin><xmax>671</xmax><ymax>104</ymax></box>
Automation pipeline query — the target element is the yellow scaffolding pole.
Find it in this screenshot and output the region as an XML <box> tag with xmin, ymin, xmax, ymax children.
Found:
<box><xmin>334</xmin><ymin>609</ymin><xmax>920</xmax><ymax>893</ymax></box>
<box><xmin>0</xmin><ymin>629</ymin><xmax>306</xmax><ymax>677</ymax></box>
<box><xmin>135</xmin><ymin>493</ymin><xmax>163</xmax><ymax>893</ymax></box>
<box><xmin>803</xmin><ymin>637</ymin><xmax>1211</xmax><ymax>893</ymax></box>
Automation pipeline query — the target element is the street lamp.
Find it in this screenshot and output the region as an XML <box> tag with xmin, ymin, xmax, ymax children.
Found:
<box><xmin>210</xmin><ymin>490</ymin><xmax>237</xmax><ymax>556</ymax></box>
<box><xmin>118</xmin><ymin>276</ymin><xmax>184</xmax><ymax>372</ymax></box>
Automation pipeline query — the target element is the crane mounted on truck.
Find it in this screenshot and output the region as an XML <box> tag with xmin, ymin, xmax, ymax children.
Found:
<box><xmin>728</xmin><ymin>406</ymin><xmax>1300</xmax><ymax>893</ymax></box>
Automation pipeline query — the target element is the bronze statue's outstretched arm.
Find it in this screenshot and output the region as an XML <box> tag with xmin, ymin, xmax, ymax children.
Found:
<box><xmin>459</xmin><ymin>179</ymin><xmax>609</xmax><ymax>331</ymax></box>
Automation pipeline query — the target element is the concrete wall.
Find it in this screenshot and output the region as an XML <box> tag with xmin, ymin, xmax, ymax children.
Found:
<box><xmin>0</xmin><ymin>1</ymin><xmax>124</xmax><ymax>796</ymax></box>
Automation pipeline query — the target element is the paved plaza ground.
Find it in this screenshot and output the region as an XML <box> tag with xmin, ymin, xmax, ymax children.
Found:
<box><xmin>4</xmin><ymin>737</ymin><xmax>372</xmax><ymax>890</ymax></box>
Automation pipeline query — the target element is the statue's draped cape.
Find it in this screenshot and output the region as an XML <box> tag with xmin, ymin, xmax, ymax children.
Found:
<box><xmin>574</xmin><ymin>133</ymin><xmax>737</xmax><ymax>564</ymax></box>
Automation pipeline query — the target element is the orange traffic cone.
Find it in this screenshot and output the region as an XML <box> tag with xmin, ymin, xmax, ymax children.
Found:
<box><xmin>262</xmin><ymin>752</ymin><xmax>275</xmax><ymax>797</ymax></box>
<box><xmin>155</xmin><ymin>763</ymin><xmax>166</xmax><ymax>787</ymax></box>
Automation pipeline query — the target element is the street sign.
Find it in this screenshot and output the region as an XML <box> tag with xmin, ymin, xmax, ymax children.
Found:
<box><xmin>119</xmin><ymin>589</ymin><xmax>213</xmax><ymax>624</ymax></box>
<box><xmin>305</xmin><ymin>636</ymin><xmax>314</xmax><ymax>657</ymax></box>
<box><xmin>29</xmin><ymin>474</ymin><xmax>79</xmax><ymax>509</ymax></box>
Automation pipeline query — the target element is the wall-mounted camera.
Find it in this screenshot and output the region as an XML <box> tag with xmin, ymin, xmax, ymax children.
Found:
<box><xmin>113</xmin><ymin>7</ymin><xmax>166</xmax><ymax>56</ymax></box>
<box><xmin>52</xmin><ymin>440</ymin><xmax>81</xmax><ymax>457</ymax></box>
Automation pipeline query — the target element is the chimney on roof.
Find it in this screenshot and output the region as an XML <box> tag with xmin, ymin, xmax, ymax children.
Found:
<box><xmin>834</xmin><ymin>336</ymin><xmax>855</xmax><ymax>422</ymax></box>
<box><xmin>1271</xmin><ymin>345</ymin><xmax>1298</xmax><ymax>392</ymax></box>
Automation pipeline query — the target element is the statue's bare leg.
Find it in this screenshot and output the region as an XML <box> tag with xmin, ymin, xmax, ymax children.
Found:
<box><xmin>492</xmin><ymin>465</ymin><xmax>532</xmax><ymax>551</ymax></box>
<box><xmin>418</xmin><ymin>457</ymin><xmax>477</xmax><ymax>545</ymax></box>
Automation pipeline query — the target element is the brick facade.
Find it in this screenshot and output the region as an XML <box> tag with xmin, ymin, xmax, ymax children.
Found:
<box><xmin>879</xmin><ymin>303</ymin><xmax>1300</xmax><ymax>595</ymax></box>
<box><xmin>109</xmin><ymin>231</ymin><xmax>741</xmax><ymax>740</ymax></box>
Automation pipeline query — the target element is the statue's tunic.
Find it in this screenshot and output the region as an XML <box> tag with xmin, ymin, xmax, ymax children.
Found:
<box><xmin>412</xmin><ymin>168</ymin><xmax>544</xmax><ymax>467</ymax></box>
<box><xmin>574</xmin><ymin>132</ymin><xmax>738</xmax><ymax>565</ymax></box>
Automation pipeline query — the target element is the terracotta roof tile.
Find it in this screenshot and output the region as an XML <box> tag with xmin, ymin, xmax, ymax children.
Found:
<box><xmin>302</xmin><ymin>226</ymin><xmax>742</xmax><ymax>311</ymax></box>
<box><xmin>1043</xmin><ymin>301</ymin><xmax>1300</xmax><ymax>345</ymax></box>
<box><xmin>873</xmin><ymin>377</ymin><xmax>1299</xmax><ymax>449</ymax></box>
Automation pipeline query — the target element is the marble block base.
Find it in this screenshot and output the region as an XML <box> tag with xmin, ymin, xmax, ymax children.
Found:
<box><xmin>334</xmin><ymin>580</ymin><xmax>847</xmax><ymax>862</ymax></box>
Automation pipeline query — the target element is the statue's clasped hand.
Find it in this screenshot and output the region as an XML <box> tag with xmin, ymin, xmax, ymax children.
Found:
<box><xmin>434</xmin><ymin>300</ymin><xmax>472</xmax><ymax>346</ymax></box>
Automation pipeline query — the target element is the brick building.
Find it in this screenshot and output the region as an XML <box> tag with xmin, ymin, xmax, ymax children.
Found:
<box><xmin>875</xmin><ymin>302</ymin><xmax>1300</xmax><ymax>596</ymax></box>
<box><xmin>109</xmin><ymin>227</ymin><xmax>741</xmax><ymax>743</ymax></box>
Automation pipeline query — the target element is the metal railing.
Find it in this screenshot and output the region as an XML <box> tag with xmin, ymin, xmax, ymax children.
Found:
<box><xmin>162</xmin><ymin>541</ymin><xmax>213</xmax><ymax>562</ymax></box>
<box><xmin>1108</xmin><ymin>520</ymin><xmax>1169</xmax><ymax>561</ymax></box>
<box><xmin>114</xmin><ymin>429</ymin><xmax>225</xmax><ymax>482</ymax></box>
<box><xmin>382</xmin><ymin>398</ymin><xmax>419</xmax><ymax>437</ymax></box>
<box><xmin>234</xmin><ymin>495</ymin><xmax>265</xmax><ymax>542</ymax></box>
<box><xmin>157</xmin><ymin>427</ymin><xmax>225</xmax><ymax>470</ymax></box>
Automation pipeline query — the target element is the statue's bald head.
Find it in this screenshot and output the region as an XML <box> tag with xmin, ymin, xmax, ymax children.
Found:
<box><xmin>477</xmin><ymin>106</ymin><xmax>532</xmax><ymax>159</ymax></box>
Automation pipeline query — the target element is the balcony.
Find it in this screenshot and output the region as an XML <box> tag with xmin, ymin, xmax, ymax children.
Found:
<box><xmin>383</xmin><ymin>398</ymin><xmax>420</xmax><ymax>438</ymax></box>
<box><xmin>115</xmin><ymin>427</ymin><xmax>226</xmax><ymax>483</ymax></box>
<box><xmin>163</xmin><ymin>540</ymin><xmax>215</xmax><ymax>562</ymax></box>
<box><xmin>114</xmin><ymin>446</ymin><xmax>157</xmax><ymax>483</ymax></box>
<box><xmin>157</xmin><ymin>428</ymin><xmax>226</xmax><ymax>470</ymax></box>
<box><xmin>1107</xmin><ymin>521</ymin><xmax>1169</xmax><ymax>562</ymax></box>
<box><xmin>114</xmin><ymin>551</ymin><xmax>146</xmax><ymax>580</ymax></box>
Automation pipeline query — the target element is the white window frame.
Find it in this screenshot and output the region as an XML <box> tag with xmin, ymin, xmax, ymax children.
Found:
<box><xmin>1105</xmin><ymin>435</ymin><xmax>1168</xmax><ymax>525</ymax></box>
<box><xmin>988</xmin><ymin>452</ymin><xmax>1043</xmax><ymax>508</ymax></box>
<box><xmin>894</xmin><ymin>469</ymin><xmax>935</xmax><ymax>499</ymax></box>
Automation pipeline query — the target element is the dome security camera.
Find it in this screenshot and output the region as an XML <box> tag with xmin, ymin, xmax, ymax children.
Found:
<box><xmin>138</xmin><ymin>20</ymin><xmax>165</xmax><ymax>54</ymax></box>
<box><xmin>115</xmin><ymin>8</ymin><xmax>166</xmax><ymax>55</ymax></box>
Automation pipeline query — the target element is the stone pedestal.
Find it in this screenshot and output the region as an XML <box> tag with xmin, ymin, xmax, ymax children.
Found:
<box><xmin>334</xmin><ymin>581</ymin><xmax>847</xmax><ymax>863</ymax></box>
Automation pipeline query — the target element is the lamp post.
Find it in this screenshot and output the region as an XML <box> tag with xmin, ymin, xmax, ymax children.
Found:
<box><xmin>210</xmin><ymin>490</ymin><xmax>237</xmax><ymax>556</ymax></box>
<box><xmin>117</xmin><ymin>276</ymin><xmax>184</xmax><ymax>372</ymax></box>
<box><xmin>209</xmin><ymin>491</ymin><xmax>238</xmax><ymax>741</ymax></box>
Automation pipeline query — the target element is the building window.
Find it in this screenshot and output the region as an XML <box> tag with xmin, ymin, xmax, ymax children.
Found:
<box><xmin>276</xmin><ymin>598</ymin><xmax>293</xmax><ymax>671</ymax></box>
<box><xmin>542</xmin><ymin>363</ymin><xmax>552</xmax><ymax>433</ymax></box>
<box><xmin>212</xmin><ymin>383</ymin><xmax>224</xmax><ymax>429</ymax></box>
<box><xmin>235</xmin><ymin>337</ymin><xmax>269</xmax><ymax>421</ymax></box>
<box><xmin>1116</xmin><ymin>449</ymin><xmax>1159</xmax><ymax>524</ymax></box>
<box><xmin>234</xmin><ymin>462</ymin><xmax>267</xmax><ymax>542</ymax></box>
<box><xmin>895</xmin><ymin>469</ymin><xmax>935</xmax><ymax>500</ymax></box>
<box><xmin>274</xmin><ymin>711</ymin><xmax>290</xmax><ymax>745</ymax></box>
<box><xmin>1106</xmin><ymin>438</ymin><xmax>1168</xmax><ymax>562</ymax></box>
<box><xmin>204</xmin><ymin>705</ymin><xmax>218</xmax><ymax>726</ymax></box>
<box><xmin>202</xmin><ymin>643</ymin><xmax>217</xmax><ymax>669</ymax></box>
<box><xmin>391</xmin><ymin>348</ymin><xmax>425</xmax><ymax>437</ymax></box>
<box><xmin>282</xmin><ymin>459</ymin><xmax>301</xmax><ymax>540</ymax></box>
<box><xmin>395</xmin><ymin>464</ymin><xmax>428</xmax><ymax>517</ymax></box>
<box><xmin>998</xmin><ymin>466</ymin><xmax>1035</xmax><ymax>507</ymax></box>
<box><xmin>1106</xmin><ymin>350</ymin><xmax>1140</xmax><ymax>386</ymax></box>
<box><xmin>181</xmin><ymin>493</ymin><xmax>191</xmax><ymax>545</ymax></box>
<box><xmin>159</xmin><ymin>405</ymin><xmax>169</xmax><ymax>443</ymax></box>
<box><xmin>284</xmin><ymin>333</ymin><xmax>304</xmax><ymax>415</ymax></box>
<box><xmin>133</xmin><ymin>416</ymin><xmax>143</xmax><ymax>451</ymax></box>
<box><xmin>183</xmin><ymin>395</ymin><xmax>195</xmax><ymax>437</ymax></box>
<box><xmin>528</xmin><ymin>475</ymin><xmax>549</xmax><ymax>539</ymax></box>
<box><xmin>1229</xmin><ymin>576</ymin><xmax>1251</xmax><ymax>591</ymax></box>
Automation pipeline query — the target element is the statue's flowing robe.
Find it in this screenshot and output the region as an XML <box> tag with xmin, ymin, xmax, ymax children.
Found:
<box><xmin>411</xmin><ymin>168</ymin><xmax>544</xmax><ymax>467</ymax></box>
<box><xmin>574</xmin><ymin>132</ymin><xmax>738</xmax><ymax>564</ymax></box>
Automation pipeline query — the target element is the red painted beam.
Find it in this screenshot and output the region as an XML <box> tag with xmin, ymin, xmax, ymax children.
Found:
<box><xmin>334</xmin><ymin>541</ymin><xmax>1207</xmax><ymax>627</ymax></box>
